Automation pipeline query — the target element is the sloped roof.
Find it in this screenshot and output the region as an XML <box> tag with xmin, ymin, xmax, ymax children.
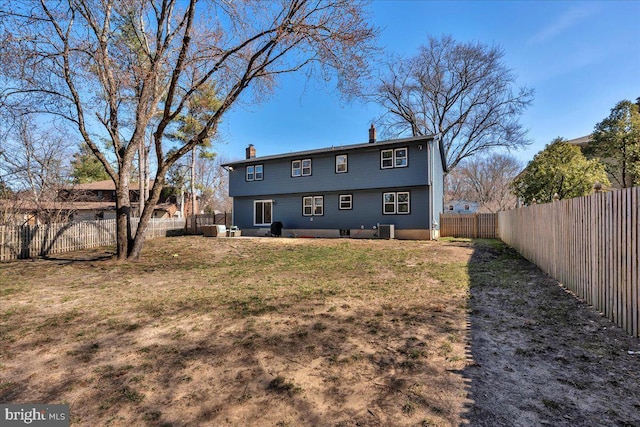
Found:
<box><xmin>71</xmin><ymin>180</ymin><xmax>157</xmax><ymax>191</ymax></box>
<box><xmin>566</xmin><ymin>135</ymin><xmax>592</xmax><ymax>147</ymax></box>
<box><xmin>0</xmin><ymin>199</ymin><xmax>115</xmax><ymax>211</ymax></box>
<box><xmin>222</xmin><ymin>134</ymin><xmax>447</xmax><ymax>171</ymax></box>
<box><xmin>72</xmin><ymin>180</ymin><xmax>116</xmax><ymax>190</ymax></box>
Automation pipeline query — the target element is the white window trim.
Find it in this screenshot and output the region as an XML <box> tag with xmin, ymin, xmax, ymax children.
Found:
<box><xmin>383</xmin><ymin>191</ymin><xmax>410</xmax><ymax>215</ymax></box>
<box><xmin>254</xmin><ymin>200</ymin><xmax>273</xmax><ymax>226</ymax></box>
<box><xmin>303</xmin><ymin>196</ymin><xmax>323</xmax><ymax>216</ymax></box>
<box><xmin>381</xmin><ymin>149</ymin><xmax>394</xmax><ymax>169</ymax></box>
<box><xmin>292</xmin><ymin>158</ymin><xmax>312</xmax><ymax>177</ymax></box>
<box><xmin>246</xmin><ymin>164</ymin><xmax>263</xmax><ymax>181</ymax></box>
<box><xmin>394</xmin><ymin>148</ymin><xmax>408</xmax><ymax>168</ymax></box>
<box><xmin>383</xmin><ymin>192</ymin><xmax>396</xmax><ymax>214</ymax></box>
<box><xmin>381</xmin><ymin>147</ymin><xmax>408</xmax><ymax>169</ymax></box>
<box><xmin>336</xmin><ymin>155</ymin><xmax>348</xmax><ymax>173</ymax></box>
<box><xmin>397</xmin><ymin>191</ymin><xmax>410</xmax><ymax>213</ymax></box>
<box><xmin>339</xmin><ymin>194</ymin><xmax>352</xmax><ymax>210</ymax></box>
<box><xmin>291</xmin><ymin>160</ymin><xmax>301</xmax><ymax>177</ymax></box>
<box><xmin>301</xmin><ymin>158</ymin><xmax>312</xmax><ymax>176</ymax></box>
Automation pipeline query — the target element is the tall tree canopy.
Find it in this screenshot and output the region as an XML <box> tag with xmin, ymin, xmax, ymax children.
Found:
<box><xmin>511</xmin><ymin>138</ymin><xmax>609</xmax><ymax>204</ymax></box>
<box><xmin>0</xmin><ymin>0</ymin><xmax>376</xmax><ymax>259</ymax></box>
<box><xmin>586</xmin><ymin>99</ymin><xmax>640</xmax><ymax>188</ymax></box>
<box><xmin>373</xmin><ymin>35</ymin><xmax>534</xmax><ymax>171</ymax></box>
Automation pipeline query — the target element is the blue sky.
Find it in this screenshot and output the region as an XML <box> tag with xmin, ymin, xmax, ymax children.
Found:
<box><xmin>217</xmin><ymin>0</ymin><xmax>640</xmax><ymax>167</ymax></box>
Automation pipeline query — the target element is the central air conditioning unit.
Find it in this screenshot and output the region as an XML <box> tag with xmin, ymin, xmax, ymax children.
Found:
<box><xmin>378</xmin><ymin>224</ymin><xmax>395</xmax><ymax>239</ymax></box>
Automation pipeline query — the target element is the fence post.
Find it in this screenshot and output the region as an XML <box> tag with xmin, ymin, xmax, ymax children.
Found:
<box><xmin>474</xmin><ymin>213</ymin><xmax>478</xmax><ymax>238</ymax></box>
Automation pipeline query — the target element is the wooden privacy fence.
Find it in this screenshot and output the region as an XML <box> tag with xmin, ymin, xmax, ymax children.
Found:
<box><xmin>440</xmin><ymin>213</ymin><xmax>498</xmax><ymax>238</ymax></box>
<box><xmin>0</xmin><ymin>217</ymin><xmax>185</xmax><ymax>261</ymax></box>
<box><xmin>185</xmin><ymin>212</ymin><xmax>231</xmax><ymax>234</ymax></box>
<box><xmin>498</xmin><ymin>187</ymin><xmax>639</xmax><ymax>337</ymax></box>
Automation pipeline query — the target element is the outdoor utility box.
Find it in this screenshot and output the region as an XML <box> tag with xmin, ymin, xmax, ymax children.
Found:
<box><xmin>378</xmin><ymin>224</ymin><xmax>395</xmax><ymax>239</ymax></box>
<box><xmin>227</xmin><ymin>226</ymin><xmax>241</xmax><ymax>237</ymax></box>
<box><xmin>270</xmin><ymin>221</ymin><xmax>283</xmax><ymax>237</ymax></box>
<box><xmin>203</xmin><ymin>224</ymin><xmax>226</xmax><ymax>237</ymax></box>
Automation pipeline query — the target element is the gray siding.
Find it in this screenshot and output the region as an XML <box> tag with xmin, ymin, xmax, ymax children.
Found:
<box><xmin>226</xmin><ymin>137</ymin><xmax>445</xmax><ymax>234</ymax></box>
<box><xmin>232</xmin><ymin>187</ymin><xmax>430</xmax><ymax>231</ymax></box>
<box><xmin>228</xmin><ymin>143</ymin><xmax>430</xmax><ymax>198</ymax></box>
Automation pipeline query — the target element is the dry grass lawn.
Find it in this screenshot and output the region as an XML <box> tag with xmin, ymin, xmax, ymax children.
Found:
<box><xmin>1</xmin><ymin>237</ymin><xmax>473</xmax><ymax>426</ymax></box>
<box><xmin>2</xmin><ymin>236</ymin><xmax>639</xmax><ymax>427</ymax></box>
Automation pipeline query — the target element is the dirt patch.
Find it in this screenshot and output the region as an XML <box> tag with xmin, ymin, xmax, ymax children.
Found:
<box><xmin>463</xmin><ymin>240</ymin><xmax>640</xmax><ymax>426</ymax></box>
<box><xmin>0</xmin><ymin>237</ymin><xmax>638</xmax><ymax>426</ymax></box>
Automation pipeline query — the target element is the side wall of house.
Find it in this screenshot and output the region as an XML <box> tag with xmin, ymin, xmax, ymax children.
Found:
<box><xmin>431</xmin><ymin>140</ymin><xmax>445</xmax><ymax>226</ymax></box>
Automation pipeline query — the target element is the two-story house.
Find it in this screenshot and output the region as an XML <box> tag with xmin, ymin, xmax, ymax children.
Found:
<box><xmin>222</xmin><ymin>128</ymin><xmax>446</xmax><ymax>239</ymax></box>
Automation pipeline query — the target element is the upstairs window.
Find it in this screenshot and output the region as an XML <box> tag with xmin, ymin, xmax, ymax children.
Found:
<box><xmin>303</xmin><ymin>196</ymin><xmax>323</xmax><ymax>216</ymax></box>
<box><xmin>381</xmin><ymin>147</ymin><xmax>408</xmax><ymax>169</ymax></box>
<box><xmin>336</xmin><ymin>155</ymin><xmax>348</xmax><ymax>173</ymax></box>
<box><xmin>292</xmin><ymin>158</ymin><xmax>312</xmax><ymax>177</ymax></box>
<box><xmin>381</xmin><ymin>150</ymin><xmax>393</xmax><ymax>169</ymax></box>
<box><xmin>395</xmin><ymin>148</ymin><xmax>408</xmax><ymax>167</ymax></box>
<box><xmin>246</xmin><ymin>164</ymin><xmax>263</xmax><ymax>181</ymax></box>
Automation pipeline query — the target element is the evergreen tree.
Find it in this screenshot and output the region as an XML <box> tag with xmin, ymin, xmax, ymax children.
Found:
<box><xmin>586</xmin><ymin>99</ymin><xmax>640</xmax><ymax>188</ymax></box>
<box><xmin>511</xmin><ymin>138</ymin><xmax>609</xmax><ymax>204</ymax></box>
<box><xmin>71</xmin><ymin>144</ymin><xmax>110</xmax><ymax>184</ymax></box>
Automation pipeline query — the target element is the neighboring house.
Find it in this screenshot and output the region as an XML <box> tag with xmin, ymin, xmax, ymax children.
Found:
<box><xmin>444</xmin><ymin>200</ymin><xmax>480</xmax><ymax>214</ymax></box>
<box><xmin>0</xmin><ymin>199</ymin><xmax>114</xmax><ymax>225</ymax></box>
<box><xmin>566</xmin><ymin>135</ymin><xmax>591</xmax><ymax>149</ymax></box>
<box><xmin>222</xmin><ymin>128</ymin><xmax>446</xmax><ymax>239</ymax></box>
<box><xmin>1</xmin><ymin>180</ymin><xmax>196</xmax><ymax>225</ymax></box>
<box><xmin>62</xmin><ymin>180</ymin><xmax>200</xmax><ymax>220</ymax></box>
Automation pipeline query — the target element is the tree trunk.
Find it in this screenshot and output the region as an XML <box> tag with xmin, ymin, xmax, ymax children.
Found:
<box><xmin>115</xmin><ymin>178</ymin><xmax>131</xmax><ymax>261</ymax></box>
<box><xmin>191</xmin><ymin>148</ymin><xmax>197</xmax><ymax>234</ymax></box>
<box><xmin>128</xmin><ymin>175</ymin><xmax>166</xmax><ymax>260</ymax></box>
<box><xmin>139</xmin><ymin>142</ymin><xmax>146</xmax><ymax>216</ymax></box>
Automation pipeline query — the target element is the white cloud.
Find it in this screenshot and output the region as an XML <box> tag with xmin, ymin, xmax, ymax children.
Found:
<box><xmin>528</xmin><ymin>6</ymin><xmax>597</xmax><ymax>45</ymax></box>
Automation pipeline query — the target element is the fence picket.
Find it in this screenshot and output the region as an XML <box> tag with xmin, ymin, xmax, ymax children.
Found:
<box><xmin>0</xmin><ymin>218</ymin><xmax>185</xmax><ymax>262</ymax></box>
<box><xmin>499</xmin><ymin>187</ymin><xmax>639</xmax><ymax>337</ymax></box>
<box><xmin>440</xmin><ymin>213</ymin><xmax>498</xmax><ymax>239</ymax></box>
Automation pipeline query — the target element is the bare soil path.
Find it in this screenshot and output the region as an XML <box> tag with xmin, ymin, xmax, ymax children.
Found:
<box><xmin>463</xmin><ymin>241</ymin><xmax>640</xmax><ymax>426</ymax></box>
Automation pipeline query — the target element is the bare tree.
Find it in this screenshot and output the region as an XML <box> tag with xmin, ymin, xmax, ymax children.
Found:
<box><xmin>197</xmin><ymin>155</ymin><xmax>232</xmax><ymax>214</ymax></box>
<box><xmin>0</xmin><ymin>117</ymin><xmax>75</xmax><ymax>224</ymax></box>
<box><xmin>0</xmin><ymin>0</ymin><xmax>376</xmax><ymax>259</ymax></box>
<box><xmin>373</xmin><ymin>35</ymin><xmax>533</xmax><ymax>171</ymax></box>
<box><xmin>446</xmin><ymin>152</ymin><xmax>521</xmax><ymax>213</ymax></box>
